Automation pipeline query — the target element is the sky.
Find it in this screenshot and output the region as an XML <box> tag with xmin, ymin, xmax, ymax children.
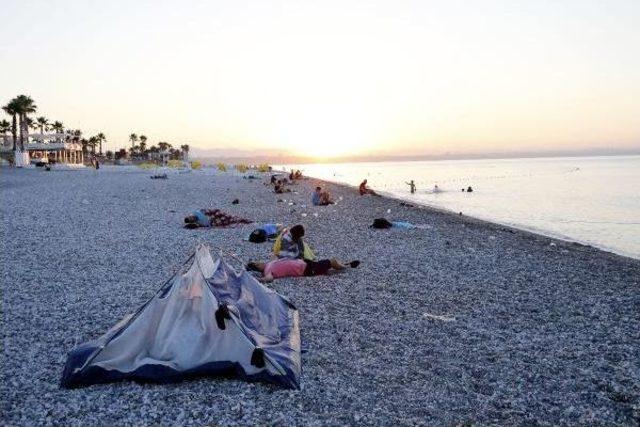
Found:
<box><xmin>1</xmin><ymin>0</ymin><xmax>639</xmax><ymax>159</ymax></box>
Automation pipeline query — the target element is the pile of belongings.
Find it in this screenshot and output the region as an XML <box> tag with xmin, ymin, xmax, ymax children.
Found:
<box><xmin>184</xmin><ymin>209</ymin><xmax>252</xmax><ymax>228</ymax></box>
<box><xmin>60</xmin><ymin>245</ymin><xmax>301</xmax><ymax>389</ymax></box>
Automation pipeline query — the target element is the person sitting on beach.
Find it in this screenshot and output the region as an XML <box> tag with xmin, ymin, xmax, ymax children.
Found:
<box><xmin>433</xmin><ymin>184</ymin><xmax>441</xmax><ymax>193</ymax></box>
<box><xmin>405</xmin><ymin>180</ymin><xmax>416</xmax><ymax>194</ymax></box>
<box><xmin>246</xmin><ymin>258</ymin><xmax>360</xmax><ymax>283</ymax></box>
<box><xmin>274</xmin><ymin>180</ymin><xmax>291</xmax><ymax>194</ymax></box>
<box><xmin>320</xmin><ymin>190</ymin><xmax>334</xmax><ymax>205</ymax></box>
<box><xmin>312</xmin><ymin>187</ymin><xmax>335</xmax><ymax>206</ymax></box>
<box><xmin>359</xmin><ymin>179</ymin><xmax>378</xmax><ymax>196</ymax></box>
<box><xmin>312</xmin><ymin>187</ymin><xmax>322</xmax><ymax>205</ymax></box>
<box><xmin>467</xmin><ymin>186</ymin><xmax>473</xmax><ymax>193</ymax></box>
<box><xmin>184</xmin><ymin>209</ymin><xmax>251</xmax><ymax>229</ymax></box>
<box><xmin>273</xmin><ymin>224</ymin><xmax>316</xmax><ymax>260</ymax></box>
<box><xmin>270</xmin><ymin>175</ymin><xmax>278</xmax><ymax>185</ymax></box>
<box><xmin>294</xmin><ymin>170</ymin><xmax>303</xmax><ymax>179</ymax></box>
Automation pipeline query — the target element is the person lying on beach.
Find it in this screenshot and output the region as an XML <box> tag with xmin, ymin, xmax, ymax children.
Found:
<box><xmin>246</xmin><ymin>258</ymin><xmax>360</xmax><ymax>282</ymax></box>
<box><xmin>370</xmin><ymin>218</ymin><xmax>429</xmax><ymax>230</ymax></box>
<box><xmin>246</xmin><ymin>223</ymin><xmax>284</xmax><ymax>243</ymax></box>
<box><xmin>312</xmin><ymin>187</ymin><xmax>335</xmax><ymax>206</ymax></box>
<box><xmin>405</xmin><ymin>180</ymin><xmax>416</xmax><ymax>194</ymax></box>
<box><xmin>359</xmin><ymin>179</ymin><xmax>378</xmax><ymax>196</ymax></box>
<box><xmin>273</xmin><ymin>224</ymin><xmax>316</xmax><ymax>260</ymax></box>
<box><xmin>184</xmin><ymin>209</ymin><xmax>251</xmax><ymax>229</ymax></box>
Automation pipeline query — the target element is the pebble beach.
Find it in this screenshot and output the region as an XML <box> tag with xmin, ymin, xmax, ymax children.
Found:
<box><xmin>1</xmin><ymin>166</ymin><xmax>639</xmax><ymax>425</ymax></box>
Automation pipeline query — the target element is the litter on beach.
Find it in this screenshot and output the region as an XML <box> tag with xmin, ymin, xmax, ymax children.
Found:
<box><xmin>423</xmin><ymin>313</ymin><xmax>456</xmax><ymax>322</ymax></box>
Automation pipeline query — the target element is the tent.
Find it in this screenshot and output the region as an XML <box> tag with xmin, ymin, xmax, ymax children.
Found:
<box><xmin>60</xmin><ymin>245</ymin><xmax>301</xmax><ymax>389</ymax></box>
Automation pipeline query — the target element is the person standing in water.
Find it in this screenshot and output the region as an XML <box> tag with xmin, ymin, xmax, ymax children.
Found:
<box><xmin>405</xmin><ymin>180</ymin><xmax>416</xmax><ymax>194</ymax></box>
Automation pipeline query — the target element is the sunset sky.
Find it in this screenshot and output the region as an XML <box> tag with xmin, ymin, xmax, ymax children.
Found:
<box><xmin>1</xmin><ymin>0</ymin><xmax>639</xmax><ymax>158</ymax></box>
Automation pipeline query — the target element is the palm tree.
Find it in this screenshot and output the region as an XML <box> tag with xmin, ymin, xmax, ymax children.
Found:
<box><xmin>51</xmin><ymin>121</ymin><xmax>64</xmax><ymax>142</ymax></box>
<box><xmin>36</xmin><ymin>116</ymin><xmax>48</xmax><ymax>135</ymax></box>
<box><xmin>14</xmin><ymin>95</ymin><xmax>37</xmax><ymax>150</ymax></box>
<box><xmin>27</xmin><ymin>118</ymin><xmax>39</xmax><ymax>136</ymax></box>
<box><xmin>80</xmin><ymin>138</ymin><xmax>89</xmax><ymax>154</ymax></box>
<box><xmin>129</xmin><ymin>133</ymin><xmax>138</xmax><ymax>149</ymax></box>
<box><xmin>51</xmin><ymin>121</ymin><xmax>64</xmax><ymax>134</ymax></box>
<box><xmin>158</xmin><ymin>141</ymin><xmax>171</xmax><ymax>152</ymax></box>
<box><xmin>88</xmin><ymin>136</ymin><xmax>98</xmax><ymax>155</ymax></box>
<box><xmin>97</xmin><ymin>132</ymin><xmax>106</xmax><ymax>155</ymax></box>
<box><xmin>182</xmin><ymin>145</ymin><xmax>189</xmax><ymax>161</ymax></box>
<box><xmin>2</xmin><ymin>99</ymin><xmax>19</xmax><ymax>150</ymax></box>
<box><xmin>0</xmin><ymin>120</ymin><xmax>9</xmax><ymax>135</ymax></box>
<box><xmin>0</xmin><ymin>119</ymin><xmax>10</xmax><ymax>147</ymax></box>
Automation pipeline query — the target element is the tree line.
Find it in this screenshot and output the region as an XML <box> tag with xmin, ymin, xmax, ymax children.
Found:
<box><xmin>2</xmin><ymin>94</ymin><xmax>189</xmax><ymax>161</ymax></box>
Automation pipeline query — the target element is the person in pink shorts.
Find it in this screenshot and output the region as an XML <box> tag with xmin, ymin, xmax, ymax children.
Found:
<box><xmin>246</xmin><ymin>258</ymin><xmax>360</xmax><ymax>283</ymax></box>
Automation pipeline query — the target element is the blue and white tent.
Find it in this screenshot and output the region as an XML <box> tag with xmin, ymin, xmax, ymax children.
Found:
<box><xmin>61</xmin><ymin>245</ymin><xmax>301</xmax><ymax>389</ymax></box>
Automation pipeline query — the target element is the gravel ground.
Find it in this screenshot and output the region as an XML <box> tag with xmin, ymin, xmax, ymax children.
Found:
<box><xmin>1</xmin><ymin>166</ymin><xmax>639</xmax><ymax>426</ymax></box>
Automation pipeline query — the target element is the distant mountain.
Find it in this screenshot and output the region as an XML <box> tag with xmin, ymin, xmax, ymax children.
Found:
<box><xmin>190</xmin><ymin>147</ymin><xmax>287</xmax><ymax>158</ymax></box>
<box><xmin>192</xmin><ymin>146</ymin><xmax>640</xmax><ymax>166</ymax></box>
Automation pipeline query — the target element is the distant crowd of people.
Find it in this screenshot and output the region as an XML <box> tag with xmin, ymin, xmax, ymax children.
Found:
<box><xmin>360</xmin><ymin>179</ymin><xmax>473</xmax><ymax>195</ymax></box>
<box><xmin>181</xmin><ymin>167</ymin><xmax>478</xmax><ymax>283</ymax></box>
<box><xmin>270</xmin><ymin>169</ymin><xmax>305</xmax><ymax>193</ymax></box>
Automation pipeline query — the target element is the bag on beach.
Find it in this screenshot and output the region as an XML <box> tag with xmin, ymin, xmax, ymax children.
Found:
<box><xmin>249</xmin><ymin>228</ymin><xmax>267</xmax><ymax>243</ymax></box>
<box><xmin>371</xmin><ymin>218</ymin><xmax>393</xmax><ymax>229</ymax></box>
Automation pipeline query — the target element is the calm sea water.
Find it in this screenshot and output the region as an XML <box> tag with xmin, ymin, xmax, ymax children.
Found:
<box><xmin>281</xmin><ymin>155</ymin><xmax>640</xmax><ymax>259</ymax></box>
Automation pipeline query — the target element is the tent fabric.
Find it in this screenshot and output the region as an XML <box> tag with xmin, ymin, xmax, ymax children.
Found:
<box><xmin>60</xmin><ymin>245</ymin><xmax>301</xmax><ymax>389</ymax></box>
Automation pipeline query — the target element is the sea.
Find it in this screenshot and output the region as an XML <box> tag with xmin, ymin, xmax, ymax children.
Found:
<box><xmin>280</xmin><ymin>155</ymin><xmax>640</xmax><ymax>259</ymax></box>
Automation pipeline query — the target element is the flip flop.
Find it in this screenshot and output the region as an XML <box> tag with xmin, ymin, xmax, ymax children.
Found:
<box><xmin>350</xmin><ymin>260</ymin><xmax>360</xmax><ymax>268</ymax></box>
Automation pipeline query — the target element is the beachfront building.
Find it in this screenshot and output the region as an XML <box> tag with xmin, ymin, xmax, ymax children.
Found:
<box><xmin>148</xmin><ymin>149</ymin><xmax>171</xmax><ymax>166</ymax></box>
<box><xmin>0</xmin><ymin>133</ymin><xmax>84</xmax><ymax>165</ymax></box>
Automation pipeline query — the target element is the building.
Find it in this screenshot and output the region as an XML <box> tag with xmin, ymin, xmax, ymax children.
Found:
<box><xmin>1</xmin><ymin>133</ymin><xmax>85</xmax><ymax>165</ymax></box>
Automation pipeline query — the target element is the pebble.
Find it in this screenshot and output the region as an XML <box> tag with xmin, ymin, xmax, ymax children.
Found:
<box><xmin>1</xmin><ymin>166</ymin><xmax>639</xmax><ymax>426</ymax></box>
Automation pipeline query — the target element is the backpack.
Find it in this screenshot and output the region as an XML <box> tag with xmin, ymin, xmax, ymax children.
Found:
<box><xmin>248</xmin><ymin>228</ymin><xmax>267</xmax><ymax>243</ymax></box>
<box><xmin>372</xmin><ymin>218</ymin><xmax>393</xmax><ymax>229</ymax></box>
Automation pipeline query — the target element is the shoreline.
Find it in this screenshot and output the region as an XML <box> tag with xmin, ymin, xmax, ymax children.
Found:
<box><xmin>312</xmin><ymin>175</ymin><xmax>640</xmax><ymax>262</ymax></box>
<box><xmin>274</xmin><ymin>158</ymin><xmax>640</xmax><ymax>262</ymax></box>
<box><xmin>2</xmin><ymin>166</ymin><xmax>639</xmax><ymax>425</ymax></box>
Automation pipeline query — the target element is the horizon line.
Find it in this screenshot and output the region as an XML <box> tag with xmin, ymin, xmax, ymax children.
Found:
<box><xmin>194</xmin><ymin>147</ymin><xmax>640</xmax><ymax>165</ymax></box>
